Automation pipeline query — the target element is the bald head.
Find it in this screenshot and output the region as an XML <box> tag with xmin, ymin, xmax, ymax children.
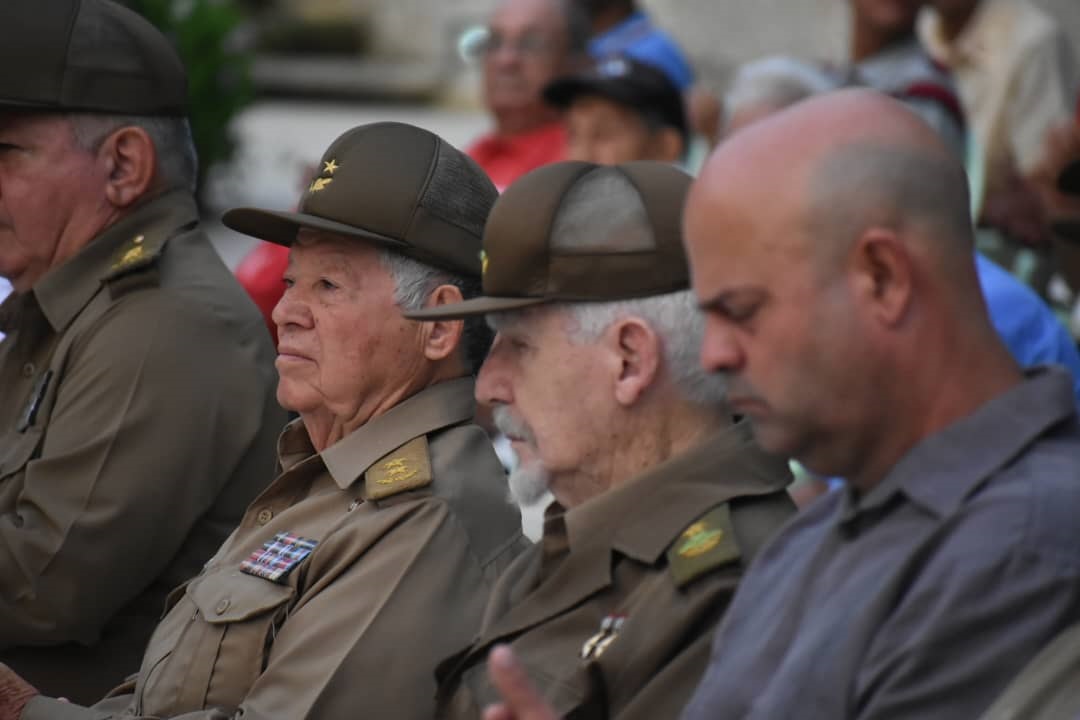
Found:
<box><xmin>698</xmin><ymin>89</ymin><xmax>975</xmax><ymax>283</ymax></box>
<box><xmin>684</xmin><ymin>90</ymin><xmax>1005</xmax><ymax>486</ymax></box>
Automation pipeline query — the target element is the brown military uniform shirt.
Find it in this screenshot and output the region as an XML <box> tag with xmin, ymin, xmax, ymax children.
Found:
<box><xmin>0</xmin><ymin>190</ymin><xmax>283</xmax><ymax>703</ymax></box>
<box><xmin>979</xmin><ymin>621</ymin><xmax>1080</xmax><ymax>720</ymax></box>
<box><xmin>22</xmin><ymin>377</ymin><xmax>527</xmax><ymax>720</ymax></box>
<box><xmin>435</xmin><ymin>422</ymin><xmax>795</xmax><ymax>719</ymax></box>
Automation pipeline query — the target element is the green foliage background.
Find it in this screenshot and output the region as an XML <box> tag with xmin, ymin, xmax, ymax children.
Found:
<box><xmin>120</xmin><ymin>0</ymin><xmax>254</xmax><ymax>193</ymax></box>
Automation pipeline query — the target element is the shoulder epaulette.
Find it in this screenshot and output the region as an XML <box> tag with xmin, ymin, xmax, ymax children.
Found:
<box><xmin>364</xmin><ymin>436</ymin><xmax>434</xmax><ymax>500</ymax></box>
<box><xmin>103</xmin><ymin>232</ymin><xmax>166</xmax><ymax>295</ymax></box>
<box><xmin>667</xmin><ymin>504</ymin><xmax>742</xmax><ymax>588</ymax></box>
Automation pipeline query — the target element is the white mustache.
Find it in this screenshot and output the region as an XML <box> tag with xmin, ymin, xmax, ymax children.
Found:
<box><xmin>492</xmin><ymin>405</ymin><xmax>536</xmax><ymax>444</ymax></box>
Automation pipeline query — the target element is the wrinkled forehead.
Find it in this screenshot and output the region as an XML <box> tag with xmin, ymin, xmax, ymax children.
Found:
<box><xmin>289</xmin><ymin>229</ymin><xmax>378</xmax><ymax>271</ymax></box>
<box><xmin>490</xmin><ymin>0</ymin><xmax>565</xmax><ymax>36</ymax></box>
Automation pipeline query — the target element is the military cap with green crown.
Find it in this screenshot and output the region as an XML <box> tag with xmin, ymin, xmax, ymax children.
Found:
<box><xmin>0</xmin><ymin>0</ymin><xmax>188</xmax><ymax>116</ymax></box>
<box><xmin>223</xmin><ymin>122</ymin><xmax>498</xmax><ymax>277</ymax></box>
<box><xmin>406</xmin><ymin>160</ymin><xmax>694</xmax><ymax>320</ymax></box>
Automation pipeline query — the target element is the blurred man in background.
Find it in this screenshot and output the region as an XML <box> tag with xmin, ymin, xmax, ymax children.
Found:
<box><xmin>466</xmin><ymin>0</ymin><xmax>589</xmax><ymax>190</ymax></box>
<box><xmin>919</xmin><ymin>0</ymin><xmax>1079</xmax><ymax>249</ymax></box>
<box><xmin>845</xmin><ymin>0</ymin><xmax>966</xmax><ymax>160</ymax></box>
<box><xmin>576</xmin><ymin>0</ymin><xmax>693</xmax><ymax>91</ymax></box>
<box><xmin>544</xmin><ymin>56</ymin><xmax>689</xmax><ymax>166</ymax></box>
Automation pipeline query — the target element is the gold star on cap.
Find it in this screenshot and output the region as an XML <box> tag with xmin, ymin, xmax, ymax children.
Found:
<box><xmin>309</xmin><ymin>177</ymin><xmax>334</xmax><ymax>193</ymax></box>
<box><xmin>323</xmin><ymin>159</ymin><xmax>339</xmax><ymax>175</ymax></box>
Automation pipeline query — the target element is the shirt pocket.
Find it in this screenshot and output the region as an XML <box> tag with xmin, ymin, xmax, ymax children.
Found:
<box><xmin>137</xmin><ymin>568</ymin><xmax>295</xmax><ymax>716</ymax></box>
<box><xmin>0</xmin><ymin>427</ymin><xmax>42</xmax><ymax>484</ymax></box>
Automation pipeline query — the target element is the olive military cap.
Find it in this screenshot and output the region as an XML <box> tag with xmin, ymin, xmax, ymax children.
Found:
<box><xmin>405</xmin><ymin>161</ymin><xmax>693</xmax><ymax>319</ymax></box>
<box><xmin>223</xmin><ymin>122</ymin><xmax>498</xmax><ymax>277</ymax></box>
<box><xmin>0</xmin><ymin>0</ymin><xmax>187</xmax><ymax>115</ymax></box>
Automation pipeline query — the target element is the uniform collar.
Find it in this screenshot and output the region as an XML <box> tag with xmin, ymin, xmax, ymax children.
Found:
<box><xmin>319</xmin><ymin>377</ymin><xmax>477</xmax><ymax>490</ymax></box>
<box><xmin>564</xmin><ymin>420</ymin><xmax>792</xmax><ymax>566</ymax></box>
<box><xmin>841</xmin><ymin>367</ymin><xmax>1075</xmax><ymax>526</ymax></box>
<box><xmin>917</xmin><ymin>0</ymin><xmax>1002</xmax><ymax>68</ymax></box>
<box><xmin>32</xmin><ymin>190</ymin><xmax>198</xmax><ymax>333</ymax></box>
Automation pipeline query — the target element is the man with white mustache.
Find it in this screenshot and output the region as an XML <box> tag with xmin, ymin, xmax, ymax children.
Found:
<box><xmin>408</xmin><ymin>160</ymin><xmax>795</xmax><ymax>719</ymax></box>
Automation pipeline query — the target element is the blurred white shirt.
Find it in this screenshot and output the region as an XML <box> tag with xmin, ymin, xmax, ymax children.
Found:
<box><xmin>0</xmin><ymin>277</ymin><xmax>10</xmax><ymax>342</ymax></box>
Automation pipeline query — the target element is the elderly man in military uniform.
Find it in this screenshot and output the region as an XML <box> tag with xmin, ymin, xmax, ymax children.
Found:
<box><xmin>0</xmin><ymin>0</ymin><xmax>283</xmax><ymax>704</ymax></box>
<box><xmin>0</xmin><ymin>120</ymin><xmax>527</xmax><ymax>720</ymax></box>
<box><xmin>410</xmin><ymin>161</ymin><xmax>795</xmax><ymax>719</ymax></box>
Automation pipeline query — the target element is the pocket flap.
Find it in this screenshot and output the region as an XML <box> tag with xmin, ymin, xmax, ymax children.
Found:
<box><xmin>188</xmin><ymin>568</ymin><xmax>294</xmax><ymax>624</ymax></box>
<box><xmin>0</xmin><ymin>428</ymin><xmax>42</xmax><ymax>479</ymax></box>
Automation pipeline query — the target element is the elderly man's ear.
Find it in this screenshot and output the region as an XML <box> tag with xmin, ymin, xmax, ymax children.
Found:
<box><xmin>99</xmin><ymin>126</ymin><xmax>157</xmax><ymax>208</ymax></box>
<box><xmin>608</xmin><ymin>317</ymin><xmax>661</xmax><ymax>406</ymax></box>
<box><xmin>419</xmin><ymin>284</ymin><xmax>466</xmax><ymax>362</ymax></box>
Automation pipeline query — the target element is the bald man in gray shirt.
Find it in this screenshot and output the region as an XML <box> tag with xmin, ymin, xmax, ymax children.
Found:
<box><xmin>679</xmin><ymin>91</ymin><xmax>1080</xmax><ymax>720</ymax></box>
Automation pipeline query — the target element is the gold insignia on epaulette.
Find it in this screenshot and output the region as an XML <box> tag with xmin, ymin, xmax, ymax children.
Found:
<box><xmin>309</xmin><ymin>177</ymin><xmax>333</xmax><ymax>193</ymax></box>
<box><xmin>677</xmin><ymin>522</ymin><xmax>725</xmax><ymax>558</ymax></box>
<box><xmin>109</xmin><ymin>235</ymin><xmax>153</xmax><ymax>273</ymax></box>
<box><xmin>667</xmin><ymin>504</ymin><xmax>741</xmax><ymax>588</ymax></box>
<box><xmin>479</xmin><ymin>250</ymin><xmax>489</xmax><ymax>276</ymax></box>
<box><xmin>365</xmin><ymin>436</ymin><xmax>433</xmax><ymax>500</ymax></box>
<box><xmin>323</xmin><ymin>159</ymin><xmax>340</xmax><ymax>175</ymax></box>
<box><xmin>377</xmin><ymin>458</ymin><xmax>418</xmax><ymax>485</ymax></box>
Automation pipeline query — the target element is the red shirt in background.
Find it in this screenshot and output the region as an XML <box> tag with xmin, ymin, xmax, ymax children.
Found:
<box><xmin>235</xmin><ymin>241</ymin><xmax>289</xmax><ymax>345</ymax></box>
<box><xmin>466</xmin><ymin>122</ymin><xmax>566</xmax><ymax>191</ymax></box>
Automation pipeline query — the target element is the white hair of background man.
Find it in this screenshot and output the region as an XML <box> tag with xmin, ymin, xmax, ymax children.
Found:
<box><xmin>562</xmin><ymin>290</ymin><xmax>726</xmax><ymax>408</ymax></box>
<box><xmin>0</xmin><ymin>276</ymin><xmax>10</xmax><ymax>343</ymax></box>
<box><xmin>725</xmin><ymin>55</ymin><xmax>839</xmax><ymax>120</ymax></box>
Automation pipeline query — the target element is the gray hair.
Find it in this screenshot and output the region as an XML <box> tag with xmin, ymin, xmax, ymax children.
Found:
<box><xmin>377</xmin><ymin>249</ymin><xmax>492</xmax><ymax>374</ymax></box>
<box><xmin>726</xmin><ymin>56</ymin><xmax>838</xmax><ymax>120</ymax></box>
<box><xmin>562</xmin><ymin>292</ymin><xmax>726</xmax><ymax>408</ymax></box>
<box><xmin>69</xmin><ymin>113</ymin><xmax>199</xmax><ymax>194</ymax></box>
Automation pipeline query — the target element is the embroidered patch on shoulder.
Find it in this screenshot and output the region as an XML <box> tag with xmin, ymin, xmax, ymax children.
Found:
<box><xmin>106</xmin><ymin>234</ymin><xmax>161</xmax><ymax>278</ymax></box>
<box><xmin>364</xmin><ymin>436</ymin><xmax>433</xmax><ymax>500</ymax></box>
<box><xmin>667</xmin><ymin>504</ymin><xmax>741</xmax><ymax>588</ymax></box>
<box><xmin>240</xmin><ymin>532</ymin><xmax>318</xmax><ymax>583</ymax></box>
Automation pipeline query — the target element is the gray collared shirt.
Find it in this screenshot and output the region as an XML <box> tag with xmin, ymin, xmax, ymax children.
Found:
<box><xmin>682</xmin><ymin>368</ymin><xmax>1080</xmax><ymax>720</ymax></box>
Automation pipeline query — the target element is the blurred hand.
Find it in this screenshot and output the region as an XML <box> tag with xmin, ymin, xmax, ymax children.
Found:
<box><xmin>1030</xmin><ymin>121</ymin><xmax>1080</xmax><ymax>220</ymax></box>
<box><xmin>980</xmin><ymin>172</ymin><xmax>1052</xmax><ymax>248</ymax></box>
<box><xmin>0</xmin><ymin>664</ymin><xmax>38</xmax><ymax>720</ymax></box>
<box><xmin>482</xmin><ymin>646</ymin><xmax>560</xmax><ymax>720</ymax></box>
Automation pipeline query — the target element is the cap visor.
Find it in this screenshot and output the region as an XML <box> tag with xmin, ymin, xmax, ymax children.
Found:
<box><xmin>1058</xmin><ymin>159</ymin><xmax>1080</xmax><ymax>196</ymax></box>
<box><xmin>544</xmin><ymin>76</ymin><xmax>635</xmax><ymax>110</ymax></box>
<box><xmin>404</xmin><ymin>295</ymin><xmax>549</xmax><ymax>320</ymax></box>
<box><xmin>222</xmin><ymin>207</ymin><xmax>411</xmax><ymax>252</ymax></box>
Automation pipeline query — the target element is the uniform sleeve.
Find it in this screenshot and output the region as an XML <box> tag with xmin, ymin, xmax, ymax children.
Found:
<box><xmin>0</xmin><ymin>292</ymin><xmax>275</xmax><ymax>648</ymax></box>
<box><xmin>1009</xmin><ymin>30</ymin><xmax>1079</xmax><ymax>175</ymax></box>
<box><xmin>853</xmin><ymin>522</ymin><xmax>1080</xmax><ymax>719</ymax></box>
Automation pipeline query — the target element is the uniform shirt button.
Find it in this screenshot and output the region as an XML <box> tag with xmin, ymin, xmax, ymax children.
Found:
<box><xmin>215</xmin><ymin>598</ymin><xmax>230</xmax><ymax>615</ymax></box>
<box><xmin>256</xmin><ymin>508</ymin><xmax>273</xmax><ymax>525</ymax></box>
<box><xmin>21</xmin><ymin>363</ymin><xmax>35</xmax><ymax>378</ymax></box>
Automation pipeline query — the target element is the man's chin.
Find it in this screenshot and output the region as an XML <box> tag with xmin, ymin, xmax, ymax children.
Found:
<box><xmin>507</xmin><ymin>462</ymin><xmax>551</xmax><ymax>506</ymax></box>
